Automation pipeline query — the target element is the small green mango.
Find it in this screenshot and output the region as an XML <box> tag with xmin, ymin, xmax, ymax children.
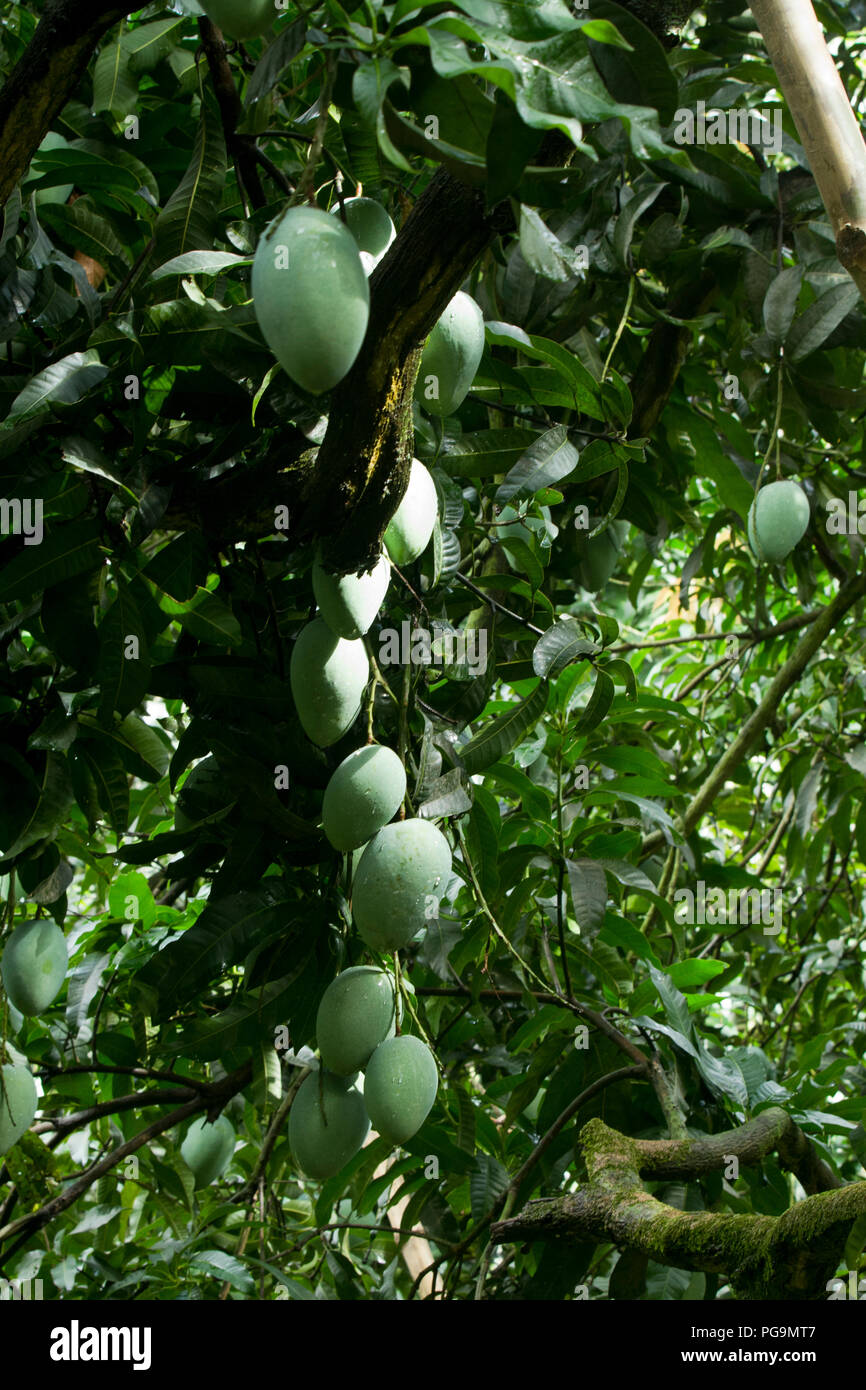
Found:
<box><xmin>384</xmin><ymin>458</ymin><xmax>438</xmax><ymax>566</ymax></box>
<box><xmin>352</xmin><ymin>818</ymin><xmax>452</xmax><ymax>952</ymax></box>
<box><xmin>252</xmin><ymin>205</ymin><xmax>369</xmax><ymax>395</ymax></box>
<box><xmin>313</xmin><ymin>550</ymin><xmax>390</xmax><ymax>640</ymax></box>
<box><xmin>363</xmin><ymin>1035</ymin><xmax>438</xmax><ymax>1144</ymax></box>
<box><xmin>175</xmin><ymin>755</ymin><xmax>233</xmax><ymax>830</ymax></box>
<box><xmin>198</xmin><ymin>0</ymin><xmax>275</xmax><ymax>39</ymax></box>
<box><xmin>336</xmin><ymin>197</ymin><xmax>395</xmax><ymax>269</ymax></box>
<box><xmin>316</xmin><ymin>966</ymin><xmax>398</xmax><ymax>1075</ymax></box>
<box><xmin>290</xmin><ymin>618</ymin><xmax>370</xmax><ymax>748</ymax></box>
<box><xmin>0</xmin><ymin>1062</ymin><xmax>38</xmax><ymax>1156</ymax></box>
<box><xmin>322</xmin><ymin>744</ymin><xmax>407</xmax><ymax>851</ymax></box>
<box><xmin>180</xmin><ymin>1115</ymin><xmax>235</xmax><ymax>1188</ymax></box>
<box><xmin>415</xmin><ymin>291</ymin><xmax>485</xmax><ymax>417</ymax></box>
<box><xmin>747</xmin><ymin>480</ymin><xmax>810</xmax><ymax>563</ymax></box>
<box><xmin>571</xmin><ymin>519</ymin><xmax>627</xmax><ymax>592</ymax></box>
<box><xmin>1</xmin><ymin>919</ymin><xmax>68</xmax><ymax>1016</ymax></box>
<box><xmin>289</xmin><ymin>1071</ymin><xmax>370</xmax><ymax>1180</ymax></box>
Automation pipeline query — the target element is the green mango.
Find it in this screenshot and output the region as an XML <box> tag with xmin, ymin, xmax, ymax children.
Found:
<box><xmin>352</xmin><ymin>818</ymin><xmax>452</xmax><ymax>951</ymax></box>
<box><xmin>313</xmin><ymin>550</ymin><xmax>390</xmax><ymax>640</ymax></box>
<box><xmin>0</xmin><ymin>1062</ymin><xmax>38</xmax><ymax>1156</ymax></box>
<box><xmin>180</xmin><ymin>1115</ymin><xmax>235</xmax><ymax>1188</ymax></box>
<box><xmin>363</xmin><ymin>1035</ymin><xmax>438</xmax><ymax>1144</ymax></box>
<box><xmin>252</xmin><ymin>205</ymin><xmax>369</xmax><ymax>395</ymax></box>
<box><xmin>290</xmin><ymin>618</ymin><xmax>370</xmax><ymax>748</ymax></box>
<box><xmin>336</xmin><ymin>196</ymin><xmax>395</xmax><ymax>269</ymax></box>
<box><xmin>571</xmin><ymin>519</ymin><xmax>627</xmax><ymax>592</ymax></box>
<box><xmin>31</xmin><ymin>132</ymin><xmax>74</xmax><ymax>207</ymax></box>
<box><xmin>384</xmin><ymin>458</ymin><xmax>438</xmax><ymax>566</ymax></box>
<box><xmin>175</xmin><ymin>755</ymin><xmax>233</xmax><ymax>829</ymax></box>
<box><xmin>198</xmin><ymin>0</ymin><xmax>276</xmax><ymax>39</ymax></box>
<box><xmin>747</xmin><ymin>480</ymin><xmax>810</xmax><ymax>563</ymax></box>
<box><xmin>289</xmin><ymin>1071</ymin><xmax>370</xmax><ymax>1180</ymax></box>
<box><xmin>415</xmin><ymin>290</ymin><xmax>485</xmax><ymax>417</ymax></box>
<box><xmin>322</xmin><ymin>744</ymin><xmax>407</xmax><ymax>851</ymax></box>
<box><xmin>1</xmin><ymin>919</ymin><xmax>67</xmax><ymax>1016</ymax></box>
<box><xmin>316</xmin><ymin>966</ymin><xmax>398</xmax><ymax>1075</ymax></box>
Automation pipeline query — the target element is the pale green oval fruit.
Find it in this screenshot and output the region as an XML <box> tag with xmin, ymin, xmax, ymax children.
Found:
<box><xmin>384</xmin><ymin>458</ymin><xmax>438</xmax><ymax>566</ymax></box>
<box><xmin>0</xmin><ymin>1062</ymin><xmax>38</xmax><ymax>1156</ymax></box>
<box><xmin>313</xmin><ymin>550</ymin><xmax>390</xmax><ymax>640</ymax></box>
<box><xmin>415</xmin><ymin>291</ymin><xmax>485</xmax><ymax>417</ymax></box>
<box><xmin>322</xmin><ymin>745</ymin><xmax>407</xmax><ymax>851</ymax></box>
<box><xmin>336</xmin><ymin>197</ymin><xmax>395</xmax><ymax>269</ymax></box>
<box><xmin>198</xmin><ymin>0</ymin><xmax>275</xmax><ymax>39</ymax></box>
<box><xmin>747</xmin><ymin>480</ymin><xmax>810</xmax><ymax>563</ymax></box>
<box><xmin>175</xmin><ymin>755</ymin><xmax>233</xmax><ymax>830</ymax></box>
<box><xmin>32</xmin><ymin>132</ymin><xmax>74</xmax><ymax>207</ymax></box>
<box><xmin>1</xmin><ymin>920</ymin><xmax>68</xmax><ymax>1016</ymax></box>
<box><xmin>290</xmin><ymin>618</ymin><xmax>370</xmax><ymax>748</ymax></box>
<box><xmin>252</xmin><ymin>206</ymin><xmax>370</xmax><ymax>395</ymax></box>
<box><xmin>363</xmin><ymin>1035</ymin><xmax>438</xmax><ymax>1144</ymax></box>
<box><xmin>316</xmin><ymin>966</ymin><xmax>398</xmax><ymax>1075</ymax></box>
<box><xmin>352</xmin><ymin>819</ymin><xmax>451</xmax><ymax>952</ymax></box>
<box><xmin>289</xmin><ymin>1071</ymin><xmax>370</xmax><ymax>1179</ymax></box>
<box><xmin>181</xmin><ymin>1115</ymin><xmax>235</xmax><ymax>1188</ymax></box>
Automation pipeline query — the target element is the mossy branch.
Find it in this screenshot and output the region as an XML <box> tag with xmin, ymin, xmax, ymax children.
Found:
<box><xmin>491</xmin><ymin>1110</ymin><xmax>862</xmax><ymax>1299</ymax></box>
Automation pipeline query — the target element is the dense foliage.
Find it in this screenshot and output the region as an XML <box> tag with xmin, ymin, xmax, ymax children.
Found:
<box><xmin>1</xmin><ymin>0</ymin><xmax>865</xmax><ymax>1302</ymax></box>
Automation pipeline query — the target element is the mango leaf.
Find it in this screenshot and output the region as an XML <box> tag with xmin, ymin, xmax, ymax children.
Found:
<box><xmin>149</xmin><ymin>251</ymin><xmax>252</xmax><ymax>281</ymax></box>
<box><xmin>470</xmin><ymin>1153</ymin><xmax>510</xmax><ymax>1220</ymax></box>
<box><xmin>460</xmin><ymin>681</ymin><xmax>549</xmax><ymax>774</ymax></box>
<box><xmin>153</xmin><ymin>102</ymin><xmax>227</xmax><ymax>264</ymax></box>
<box><xmin>1</xmin><ymin>754</ymin><xmax>74</xmax><ymax>861</ymax></box>
<box><xmin>0</xmin><ymin>519</ymin><xmax>103</xmax><ymax>604</ymax></box>
<box><xmin>495</xmin><ymin>425</ymin><xmax>579</xmax><ymax>506</ymax></box>
<box><xmin>7</xmin><ymin>351</ymin><xmax>109</xmax><ymax>420</ymax></box>
<box><xmin>566</xmin><ymin>859</ymin><xmax>608</xmax><ymax>941</ymax></box>
<box><xmin>786</xmin><ymin>281</ymin><xmax>861</xmax><ymax>362</ymax></box>
<box><xmin>532</xmin><ymin>620</ymin><xmax>598</xmax><ymax>678</ymax></box>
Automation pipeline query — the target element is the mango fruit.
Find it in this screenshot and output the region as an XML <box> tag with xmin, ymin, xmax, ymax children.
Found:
<box><xmin>384</xmin><ymin>458</ymin><xmax>438</xmax><ymax>566</ymax></box>
<box><xmin>175</xmin><ymin>755</ymin><xmax>233</xmax><ymax>829</ymax></box>
<box><xmin>571</xmin><ymin>519</ymin><xmax>627</xmax><ymax>592</ymax></box>
<box><xmin>180</xmin><ymin>1115</ymin><xmax>235</xmax><ymax>1188</ymax></box>
<box><xmin>289</xmin><ymin>1071</ymin><xmax>370</xmax><ymax>1180</ymax></box>
<box><xmin>337</xmin><ymin>196</ymin><xmax>396</xmax><ymax>270</ymax></box>
<box><xmin>313</xmin><ymin>550</ymin><xmax>390</xmax><ymax>640</ymax></box>
<box><xmin>252</xmin><ymin>205</ymin><xmax>370</xmax><ymax>395</ymax></box>
<box><xmin>747</xmin><ymin>480</ymin><xmax>810</xmax><ymax>563</ymax></box>
<box><xmin>322</xmin><ymin>744</ymin><xmax>406</xmax><ymax>851</ymax></box>
<box><xmin>352</xmin><ymin>818</ymin><xmax>451</xmax><ymax>951</ymax></box>
<box><xmin>1</xmin><ymin>919</ymin><xmax>68</xmax><ymax>1016</ymax></box>
<box><xmin>363</xmin><ymin>1035</ymin><xmax>438</xmax><ymax>1144</ymax></box>
<box><xmin>415</xmin><ymin>290</ymin><xmax>485</xmax><ymax>417</ymax></box>
<box><xmin>0</xmin><ymin>1061</ymin><xmax>38</xmax><ymax>1156</ymax></box>
<box><xmin>290</xmin><ymin>618</ymin><xmax>369</xmax><ymax>748</ymax></box>
<box><xmin>316</xmin><ymin>966</ymin><xmax>398</xmax><ymax>1075</ymax></box>
<box><xmin>198</xmin><ymin>0</ymin><xmax>275</xmax><ymax>39</ymax></box>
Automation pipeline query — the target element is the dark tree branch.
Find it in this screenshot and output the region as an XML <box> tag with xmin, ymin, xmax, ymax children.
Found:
<box><xmin>0</xmin><ymin>1</ymin><xmax>139</xmax><ymax>211</ymax></box>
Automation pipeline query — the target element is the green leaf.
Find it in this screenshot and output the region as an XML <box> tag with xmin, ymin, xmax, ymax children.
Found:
<box><xmin>79</xmin><ymin>741</ymin><xmax>130</xmax><ymax>834</ymax></box>
<box><xmin>245</xmin><ymin>20</ymin><xmax>308</xmax><ymax>106</ymax></box>
<box><xmin>109</xmin><ymin>871</ymin><xmax>157</xmax><ymax>927</ymax></box>
<box><xmin>762</xmin><ymin>265</ymin><xmax>803</xmax><ymax>343</ymax></box>
<box><xmin>1</xmin><ymin>754</ymin><xmax>74</xmax><ymax>860</ymax></box>
<box><xmin>93</xmin><ymin>29</ymin><xmax>138</xmax><ymax>116</ymax></box>
<box><xmin>149</xmin><ymin>251</ymin><xmax>252</xmax><ymax>282</ymax></box>
<box><xmin>189</xmin><ymin>1251</ymin><xmax>253</xmax><ymax>1293</ymax></box>
<box><xmin>470</xmin><ymin>1153</ymin><xmax>510</xmax><ymax>1220</ymax></box>
<box><xmin>97</xmin><ymin>583</ymin><xmax>151</xmax><ymax>721</ymax></box>
<box><xmin>7</xmin><ymin>351</ymin><xmax>109</xmax><ymax>420</ymax></box>
<box><xmin>178</xmin><ymin>591</ymin><xmax>243</xmax><ymax>648</ymax></box>
<box><xmin>519</xmin><ymin>205</ymin><xmax>584</xmax><ymax>280</ymax></box>
<box><xmin>460</xmin><ymin>681</ymin><xmax>549</xmax><ymax>774</ymax></box>
<box><xmin>495</xmin><ymin>425</ymin><xmax>579</xmax><ymax>506</ymax></box>
<box><xmin>571</xmin><ymin>668</ymin><xmax>614</xmax><ymax>735</ymax></box>
<box><xmin>144</xmin><ymin>533</ymin><xmax>209</xmax><ymax>602</ymax></box>
<box><xmin>785</xmin><ymin>281</ymin><xmax>861</xmax><ymax>362</ymax></box>
<box><xmin>153</xmin><ymin>101</ymin><xmax>228</xmax><ymax>264</ymax></box>
<box><xmin>0</xmin><ymin>519</ymin><xmax>103</xmax><ymax>604</ymax></box>
<box><xmin>532</xmin><ymin>621</ymin><xmax>598</xmax><ymax>678</ymax></box>
<box><xmin>565</xmin><ymin>859</ymin><xmax>608</xmax><ymax>941</ymax></box>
